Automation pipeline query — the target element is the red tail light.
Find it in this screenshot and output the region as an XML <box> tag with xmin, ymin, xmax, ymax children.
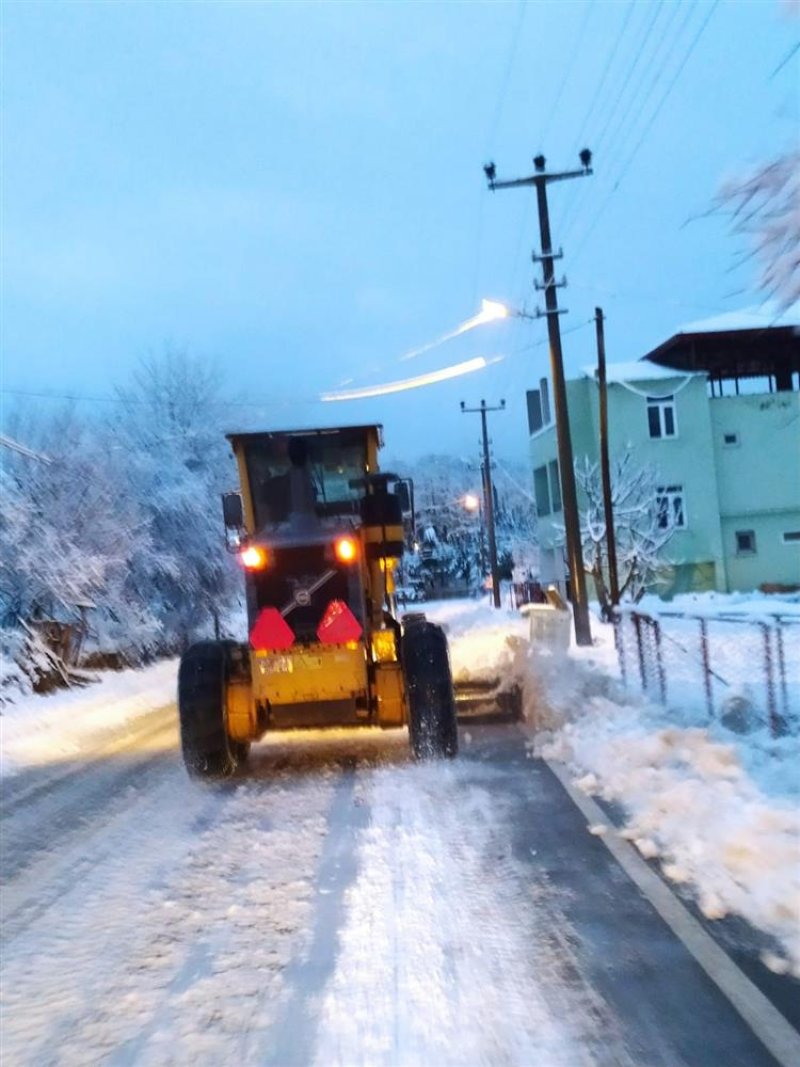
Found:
<box><xmin>317</xmin><ymin>600</ymin><xmax>363</xmax><ymax>644</ymax></box>
<box><xmin>240</xmin><ymin>545</ymin><xmax>268</xmax><ymax>570</ymax></box>
<box><xmin>334</xmin><ymin>536</ymin><xmax>358</xmax><ymax>564</ymax></box>
<box><xmin>250</xmin><ymin>607</ymin><xmax>295</xmax><ymax>651</ymax></box>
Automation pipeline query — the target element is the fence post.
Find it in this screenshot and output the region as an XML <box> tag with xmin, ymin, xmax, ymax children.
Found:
<box><xmin>633</xmin><ymin>613</ymin><xmax>646</xmax><ymax>692</ymax></box>
<box><xmin>653</xmin><ymin>618</ymin><xmax>667</xmax><ymax>704</ymax></box>
<box><xmin>760</xmin><ymin>622</ymin><xmax>781</xmax><ymax>737</ymax></box>
<box><xmin>775</xmin><ymin>618</ymin><xmax>789</xmax><ymax>721</ymax></box>
<box><xmin>614</xmin><ymin>610</ymin><xmax>627</xmax><ymax>686</ymax></box>
<box><xmin>699</xmin><ymin>618</ymin><xmax>714</xmax><ymax>720</ymax></box>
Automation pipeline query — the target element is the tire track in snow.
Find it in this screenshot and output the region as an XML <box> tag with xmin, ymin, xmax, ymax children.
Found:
<box><xmin>261</xmin><ymin>765</ymin><xmax>369</xmax><ymax>1067</ymax></box>
<box><xmin>1</xmin><ymin>763</ymin><xmax>338</xmax><ymax>1066</ymax></box>
<box><xmin>311</xmin><ymin>758</ymin><xmax>629</xmax><ymax>1067</ymax></box>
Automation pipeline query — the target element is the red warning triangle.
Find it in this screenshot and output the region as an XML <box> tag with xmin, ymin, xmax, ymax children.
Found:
<box><xmin>316</xmin><ymin>600</ymin><xmax>363</xmax><ymax>645</ymax></box>
<box><xmin>250</xmin><ymin>608</ymin><xmax>295</xmax><ymax>651</ymax></box>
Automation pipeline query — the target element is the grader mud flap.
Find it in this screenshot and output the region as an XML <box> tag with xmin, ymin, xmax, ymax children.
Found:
<box><xmin>453</xmin><ymin>678</ymin><xmax>522</xmax><ymax>723</ymax></box>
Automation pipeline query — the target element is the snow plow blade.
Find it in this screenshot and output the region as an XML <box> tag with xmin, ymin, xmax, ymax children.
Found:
<box><xmin>453</xmin><ymin>678</ymin><xmax>522</xmax><ymax>723</ymax></box>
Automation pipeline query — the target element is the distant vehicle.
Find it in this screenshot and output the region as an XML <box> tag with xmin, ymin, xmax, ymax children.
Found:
<box><xmin>177</xmin><ymin>423</ymin><xmax>458</xmax><ymax>777</ymax></box>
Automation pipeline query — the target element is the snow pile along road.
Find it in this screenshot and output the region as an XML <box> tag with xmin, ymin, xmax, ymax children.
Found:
<box><xmin>426</xmin><ymin>596</ymin><xmax>800</xmax><ymax>977</ymax></box>
<box><xmin>0</xmin><ymin>659</ymin><xmax>178</xmax><ymax>777</ymax></box>
<box><xmin>531</xmin><ymin>629</ymin><xmax>800</xmax><ymax>977</ymax></box>
<box><xmin>421</xmin><ymin>598</ymin><xmax>529</xmax><ymax>687</ymax></box>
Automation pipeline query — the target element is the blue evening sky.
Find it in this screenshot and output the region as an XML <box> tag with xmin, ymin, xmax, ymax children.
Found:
<box><xmin>2</xmin><ymin>0</ymin><xmax>797</xmax><ymax>462</ymax></box>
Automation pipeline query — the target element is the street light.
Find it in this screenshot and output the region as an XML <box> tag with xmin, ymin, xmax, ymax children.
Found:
<box><xmin>462</xmin><ymin>492</ymin><xmax>485</xmax><ymax>591</ymax></box>
<box><xmin>477</xmin><ymin>298</ymin><xmax>543</xmax><ymax>324</ymax></box>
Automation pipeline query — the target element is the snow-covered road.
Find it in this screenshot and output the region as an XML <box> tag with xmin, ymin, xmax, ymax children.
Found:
<box><xmin>3</xmin><ymin>711</ymin><xmax>793</xmax><ymax>1066</ymax></box>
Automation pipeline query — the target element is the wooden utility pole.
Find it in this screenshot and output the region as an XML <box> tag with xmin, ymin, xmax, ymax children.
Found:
<box><xmin>460</xmin><ymin>399</ymin><xmax>505</xmax><ymax>608</ymax></box>
<box><xmin>484</xmin><ymin>152</ymin><xmax>593</xmax><ymax>645</ymax></box>
<box><xmin>595</xmin><ymin>308</ymin><xmax>620</xmax><ymax>609</ymax></box>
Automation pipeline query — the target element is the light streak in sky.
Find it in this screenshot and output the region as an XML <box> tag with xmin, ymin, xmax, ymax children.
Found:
<box><xmin>399</xmin><ymin>299</ymin><xmax>510</xmax><ymax>362</ymax></box>
<box><xmin>320</xmin><ymin>355</ymin><xmax>503</xmax><ymax>402</ymax></box>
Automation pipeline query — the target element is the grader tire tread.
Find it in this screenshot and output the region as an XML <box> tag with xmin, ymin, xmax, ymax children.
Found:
<box><xmin>178</xmin><ymin>641</ymin><xmax>238</xmax><ymax>779</ymax></box>
<box><xmin>403</xmin><ymin>622</ymin><xmax>458</xmax><ymax>760</ymax></box>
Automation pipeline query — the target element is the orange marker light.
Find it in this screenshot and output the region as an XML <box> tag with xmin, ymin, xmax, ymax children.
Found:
<box><xmin>334</xmin><ymin>536</ymin><xmax>358</xmax><ymax>564</ymax></box>
<box><xmin>239</xmin><ymin>545</ymin><xmax>268</xmax><ymax>570</ymax></box>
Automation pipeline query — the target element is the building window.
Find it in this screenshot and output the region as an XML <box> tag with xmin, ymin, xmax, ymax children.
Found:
<box><xmin>782</xmin><ymin>530</ymin><xmax>800</xmax><ymax>544</ymax></box>
<box><xmin>534</xmin><ymin>465</ymin><xmax>551</xmax><ymax>516</ymax></box>
<box><xmin>526</xmin><ymin>379</ymin><xmax>552</xmax><ymax>436</ymax></box>
<box><xmin>548</xmin><ymin>459</ymin><xmax>562</xmax><ymax>512</ymax></box>
<box><xmin>647</xmin><ymin>396</ymin><xmax>677</xmax><ymax>439</ymax></box>
<box><xmin>656</xmin><ymin>485</ymin><xmax>686</xmax><ymax>529</ymax></box>
<box><xmin>735</xmin><ymin>530</ymin><xmax>757</xmax><ymax>555</ymax></box>
<box><xmin>540</xmin><ymin>378</ymin><xmax>551</xmax><ymax>425</ymax></box>
<box><xmin>527</xmin><ymin>390</ymin><xmax>543</xmax><ymax>435</ymax></box>
<box><xmin>723</xmin><ymin>431</ymin><xmax>740</xmax><ymax>447</ymax></box>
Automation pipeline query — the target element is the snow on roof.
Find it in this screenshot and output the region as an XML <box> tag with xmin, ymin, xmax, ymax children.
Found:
<box><xmin>579</xmin><ymin>361</ymin><xmax>699</xmax><ymax>384</ymax></box>
<box><xmin>676</xmin><ymin>301</ymin><xmax>800</xmax><ymax>335</ymax></box>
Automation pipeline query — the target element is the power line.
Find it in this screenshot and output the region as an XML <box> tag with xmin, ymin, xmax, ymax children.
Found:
<box><xmin>569</xmin><ymin>0</ymin><xmax>720</xmax><ymax>265</ymax></box>
<box><xmin>475</xmin><ymin>1</ymin><xmax>528</xmax><ymax>315</ymax></box>
<box><xmin>0</xmin><ymin>387</ymin><xmax>320</xmax><ymax>408</ymax></box>
<box><xmin>540</xmin><ymin>1</ymin><xmax>594</xmax><ymax>145</ymax></box>
<box><xmin>559</xmin><ymin>0</ymin><xmax>684</xmax><ymax>246</ymax></box>
<box><xmin>600</xmin><ymin>0</ymin><xmax>692</xmax><ymax>172</ymax></box>
<box><xmin>770</xmin><ymin>40</ymin><xmax>800</xmax><ymax>80</ymax></box>
<box><xmin>573</xmin><ymin>0</ymin><xmax>637</xmax><ymax>152</ymax></box>
<box><xmin>591</xmin><ymin>1</ymin><xmax>665</xmax><ymax>159</ymax></box>
<box><xmin>560</xmin><ymin>0</ymin><xmax>693</xmax><ymax>246</ymax></box>
<box><xmin>484</xmin><ymin>0</ymin><xmax>528</xmax><ymax>154</ymax></box>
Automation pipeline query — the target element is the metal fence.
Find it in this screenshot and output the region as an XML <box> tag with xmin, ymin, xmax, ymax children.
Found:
<box><xmin>613</xmin><ymin>608</ymin><xmax>800</xmax><ymax>736</ymax></box>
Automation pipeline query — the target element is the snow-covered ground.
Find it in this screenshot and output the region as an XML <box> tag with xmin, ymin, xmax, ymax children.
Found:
<box><xmin>0</xmin><ymin>658</ymin><xmax>178</xmax><ymax>778</ymax></box>
<box><xmin>3</xmin><ymin>593</ymin><xmax>798</xmax><ymax>982</ymax></box>
<box><xmin>312</xmin><ymin>759</ymin><xmax>620</xmax><ymax>1067</ymax></box>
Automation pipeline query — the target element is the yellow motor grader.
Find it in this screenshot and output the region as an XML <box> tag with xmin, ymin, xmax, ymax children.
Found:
<box><xmin>177</xmin><ymin>423</ymin><xmax>458</xmax><ymax>777</ymax></box>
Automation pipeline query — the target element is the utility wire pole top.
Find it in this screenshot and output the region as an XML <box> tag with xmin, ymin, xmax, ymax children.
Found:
<box><xmin>482</xmin><ymin>150</ymin><xmax>594</xmax><ymax>646</ymax></box>
<box><xmin>483</xmin><ymin>149</ymin><xmax>593</xmax><ymax>191</ymax></box>
<box><xmin>460</xmin><ymin>399</ymin><xmax>505</xmax><ymax>609</ymax></box>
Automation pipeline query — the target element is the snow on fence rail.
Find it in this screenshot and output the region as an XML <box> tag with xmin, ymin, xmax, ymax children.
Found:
<box><xmin>613</xmin><ymin>607</ymin><xmax>800</xmax><ymax>736</ymax></box>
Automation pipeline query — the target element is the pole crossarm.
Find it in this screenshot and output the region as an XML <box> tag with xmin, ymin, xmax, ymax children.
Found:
<box><xmin>488</xmin><ymin>166</ymin><xmax>592</xmax><ymax>192</ymax></box>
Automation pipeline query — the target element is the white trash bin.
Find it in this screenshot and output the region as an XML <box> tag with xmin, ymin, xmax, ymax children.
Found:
<box><xmin>519</xmin><ymin>603</ymin><xmax>572</xmax><ymax>651</ymax></box>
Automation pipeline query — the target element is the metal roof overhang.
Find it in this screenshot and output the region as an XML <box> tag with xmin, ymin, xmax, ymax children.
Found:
<box><xmin>642</xmin><ymin>327</ymin><xmax>800</xmax><ymax>381</ymax></box>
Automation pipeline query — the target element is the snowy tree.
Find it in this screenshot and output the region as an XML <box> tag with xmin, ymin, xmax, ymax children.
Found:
<box><xmin>571</xmin><ymin>450</ymin><xmax>677</xmax><ymax>616</ymax></box>
<box><xmin>111</xmin><ymin>348</ymin><xmax>240</xmax><ymax>650</ymax></box>
<box><xmin>0</xmin><ymin>405</ymin><xmax>158</xmax><ymax>690</ymax></box>
<box><xmin>718</xmin><ymin>150</ymin><xmax>800</xmax><ymax>309</ymax></box>
<box><xmin>492</xmin><ymin>464</ymin><xmax>539</xmax><ymax>581</ymax></box>
<box><xmin>390</xmin><ymin>453</ymin><xmax>538</xmax><ymax>596</ymax></box>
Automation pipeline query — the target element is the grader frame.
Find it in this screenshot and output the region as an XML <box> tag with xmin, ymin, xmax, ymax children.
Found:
<box><xmin>177</xmin><ymin>423</ymin><xmax>458</xmax><ymax>777</ymax></box>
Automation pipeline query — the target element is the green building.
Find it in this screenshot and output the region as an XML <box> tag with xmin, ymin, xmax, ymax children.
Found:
<box><xmin>529</xmin><ymin>310</ymin><xmax>800</xmax><ymax>597</ymax></box>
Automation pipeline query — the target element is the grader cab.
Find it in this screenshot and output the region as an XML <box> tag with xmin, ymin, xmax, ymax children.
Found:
<box><xmin>178</xmin><ymin>423</ymin><xmax>458</xmax><ymax>777</ymax></box>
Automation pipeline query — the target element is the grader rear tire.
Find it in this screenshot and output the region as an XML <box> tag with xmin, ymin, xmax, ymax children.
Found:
<box><xmin>178</xmin><ymin>642</ymin><xmax>238</xmax><ymax>779</ymax></box>
<box><xmin>403</xmin><ymin>622</ymin><xmax>458</xmax><ymax>760</ymax></box>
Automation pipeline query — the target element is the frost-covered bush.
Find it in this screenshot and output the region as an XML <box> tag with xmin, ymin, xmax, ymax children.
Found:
<box><xmin>572</xmin><ymin>449</ymin><xmax>676</xmax><ymax>615</ymax></box>
<box><xmin>0</xmin><ymin>625</ymin><xmax>65</xmax><ymax>702</ymax></box>
<box><xmin>0</xmin><ymin>349</ymin><xmax>241</xmax><ymax>689</ymax></box>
